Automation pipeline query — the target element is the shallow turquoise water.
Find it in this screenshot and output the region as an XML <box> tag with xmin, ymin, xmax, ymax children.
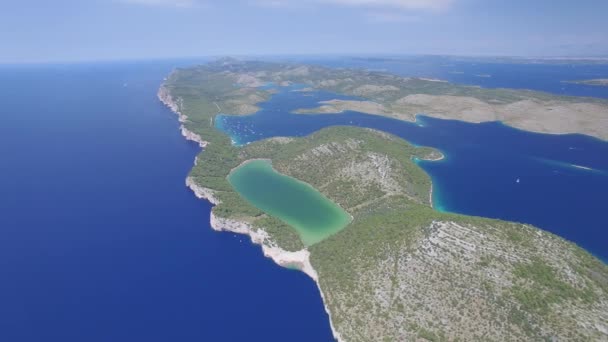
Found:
<box><xmin>228</xmin><ymin>160</ymin><xmax>351</xmax><ymax>246</ymax></box>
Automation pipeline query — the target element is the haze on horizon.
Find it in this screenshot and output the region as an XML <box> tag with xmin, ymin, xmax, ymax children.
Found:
<box><xmin>2</xmin><ymin>0</ymin><xmax>607</xmax><ymax>63</ymax></box>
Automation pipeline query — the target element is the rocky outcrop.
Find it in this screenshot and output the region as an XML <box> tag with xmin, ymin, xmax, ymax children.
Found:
<box><xmin>158</xmin><ymin>85</ymin><xmax>208</xmax><ymax>148</ymax></box>
<box><xmin>208</xmin><ymin>211</ymin><xmax>343</xmax><ymax>341</ymax></box>
<box><xmin>185</xmin><ymin>176</ymin><xmax>220</xmax><ymax>205</ymax></box>
<box><xmin>186</xmin><ymin>173</ymin><xmax>344</xmax><ymax>341</ymax></box>
<box><xmin>210</xmin><ymin>212</ymin><xmax>318</xmax><ymax>279</ymax></box>
<box><xmin>180</xmin><ymin>126</ymin><xmax>208</xmax><ymax>148</ymax></box>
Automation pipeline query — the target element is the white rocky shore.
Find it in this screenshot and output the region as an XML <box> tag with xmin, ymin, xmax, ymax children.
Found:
<box><xmin>185</xmin><ymin>177</ymin><xmax>220</xmax><ymax>205</ymax></box>
<box><xmin>157</xmin><ymin>85</ymin><xmax>208</xmax><ymax>148</ymax></box>
<box><xmin>209</xmin><ymin>211</ymin><xmax>318</xmax><ymax>279</ymax></box>
<box><xmin>159</xmin><ymin>84</ymin><xmax>344</xmax><ymax>341</ymax></box>
<box><xmin>185</xmin><ymin>176</ymin><xmax>344</xmax><ymax>342</ymax></box>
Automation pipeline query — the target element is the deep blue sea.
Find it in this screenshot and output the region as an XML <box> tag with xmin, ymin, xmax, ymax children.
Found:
<box><xmin>0</xmin><ymin>61</ymin><xmax>334</xmax><ymax>341</ymax></box>
<box><xmin>1</xmin><ymin>58</ymin><xmax>607</xmax><ymax>341</ymax></box>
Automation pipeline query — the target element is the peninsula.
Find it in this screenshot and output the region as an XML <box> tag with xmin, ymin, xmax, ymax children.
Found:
<box><xmin>564</xmin><ymin>78</ymin><xmax>608</xmax><ymax>87</ymax></box>
<box><xmin>159</xmin><ymin>59</ymin><xmax>608</xmax><ymax>341</ymax></box>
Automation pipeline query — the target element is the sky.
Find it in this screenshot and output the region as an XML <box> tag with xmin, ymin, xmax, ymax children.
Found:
<box><xmin>2</xmin><ymin>0</ymin><xmax>608</xmax><ymax>63</ymax></box>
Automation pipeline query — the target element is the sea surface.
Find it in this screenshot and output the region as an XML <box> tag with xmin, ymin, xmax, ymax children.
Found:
<box><xmin>0</xmin><ymin>60</ymin><xmax>335</xmax><ymax>341</ymax></box>
<box><xmin>228</xmin><ymin>159</ymin><xmax>351</xmax><ymax>246</ymax></box>
<box><xmin>1</xmin><ymin>58</ymin><xmax>607</xmax><ymax>341</ymax></box>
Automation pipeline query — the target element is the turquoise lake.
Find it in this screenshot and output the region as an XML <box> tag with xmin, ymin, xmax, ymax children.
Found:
<box><xmin>228</xmin><ymin>160</ymin><xmax>351</xmax><ymax>246</ymax></box>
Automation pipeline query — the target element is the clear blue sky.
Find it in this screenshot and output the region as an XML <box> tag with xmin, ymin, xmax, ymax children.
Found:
<box><xmin>2</xmin><ymin>0</ymin><xmax>607</xmax><ymax>63</ymax></box>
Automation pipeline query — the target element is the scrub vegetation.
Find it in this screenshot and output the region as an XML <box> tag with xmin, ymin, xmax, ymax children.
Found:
<box><xmin>160</xmin><ymin>59</ymin><xmax>608</xmax><ymax>341</ymax></box>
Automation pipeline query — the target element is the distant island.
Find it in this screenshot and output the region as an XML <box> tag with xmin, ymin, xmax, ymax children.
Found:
<box><xmin>159</xmin><ymin>59</ymin><xmax>608</xmax><ymax>341</ymax></box>
<box><xmin>206</xmin><ymin>59</ymin><xmax>608</xmax><ymax>140</ymax></box>
<box><xmin>564</xmin><ymin>78</ymin><xmax>608</xmax><ymax>87</ymax></box>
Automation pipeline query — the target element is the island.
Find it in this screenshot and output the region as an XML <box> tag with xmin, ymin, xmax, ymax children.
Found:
<box><xmin>159</xmin><ymin>58</ymin><xmax>608</xmax><ymax>341</ymax></box>
<box><xmin>564</xmin><ymin>78</ymin><xmax>608</xmax><ymax>87</ymax></box>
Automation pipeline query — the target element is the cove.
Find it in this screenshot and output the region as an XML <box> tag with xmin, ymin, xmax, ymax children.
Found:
<box><xmin>228</xmin><ymin>159</ymin><xmax>352</xmax><ymax>246</ymax></box>
<box><xmin>217</xmin><ymin>83</ymin><xmax>608</xmax><ymax>261</ymax></box>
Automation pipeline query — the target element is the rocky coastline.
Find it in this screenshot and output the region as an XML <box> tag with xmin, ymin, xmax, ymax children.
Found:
<box><xmin>160</xmin><ymin>83</ymin><xmax>344</xmax><ymax>342</ymax></box>
<box><xmin>157</xmin><ymin>85</ymin><xmax>208</xmax><ymax>148</ymax></box>
<box><xmin>186</xmin><ymin>176</ymin><xmax>344</xmax><ymax>341</ymax></box>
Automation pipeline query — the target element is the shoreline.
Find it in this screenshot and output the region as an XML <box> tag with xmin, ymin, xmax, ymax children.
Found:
<box><xmin>293</xmin><ymin>96</ymin><xmax>608</xmax><ymax>141</ymax></box>
<box><xmin>228</xmin><ymin>158</ymin><xmax>271</xmax><ymax>175</ymax></box>
<box><xmin>413</xmin><ymin>152</ymin><xmax>445</xmax><ymax>208</ymax></box>
<box><xmin>189</xmin><ymin>180</ymin><xmax>344</xmax><ymax>342</ymax></box>
<box><xmin>157</xmin><ymin>85</ymin><xmax>209</xmax><ymax>148</ymax></box>
<box><xmin>424</xmin><ymin>153</ymin><xmax>444</xmax><ymax>208</ymax></box>
<box><xmin>159</xmin><ymin>83</ymin><xmax>344</xmax><ymax>342</ymax></box>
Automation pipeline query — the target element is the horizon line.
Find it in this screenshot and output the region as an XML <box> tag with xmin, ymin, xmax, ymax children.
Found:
<box><xmin>2</xmin><ymin>53</ymin><xmax>608</xmax><ymax>66</ymax></box>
